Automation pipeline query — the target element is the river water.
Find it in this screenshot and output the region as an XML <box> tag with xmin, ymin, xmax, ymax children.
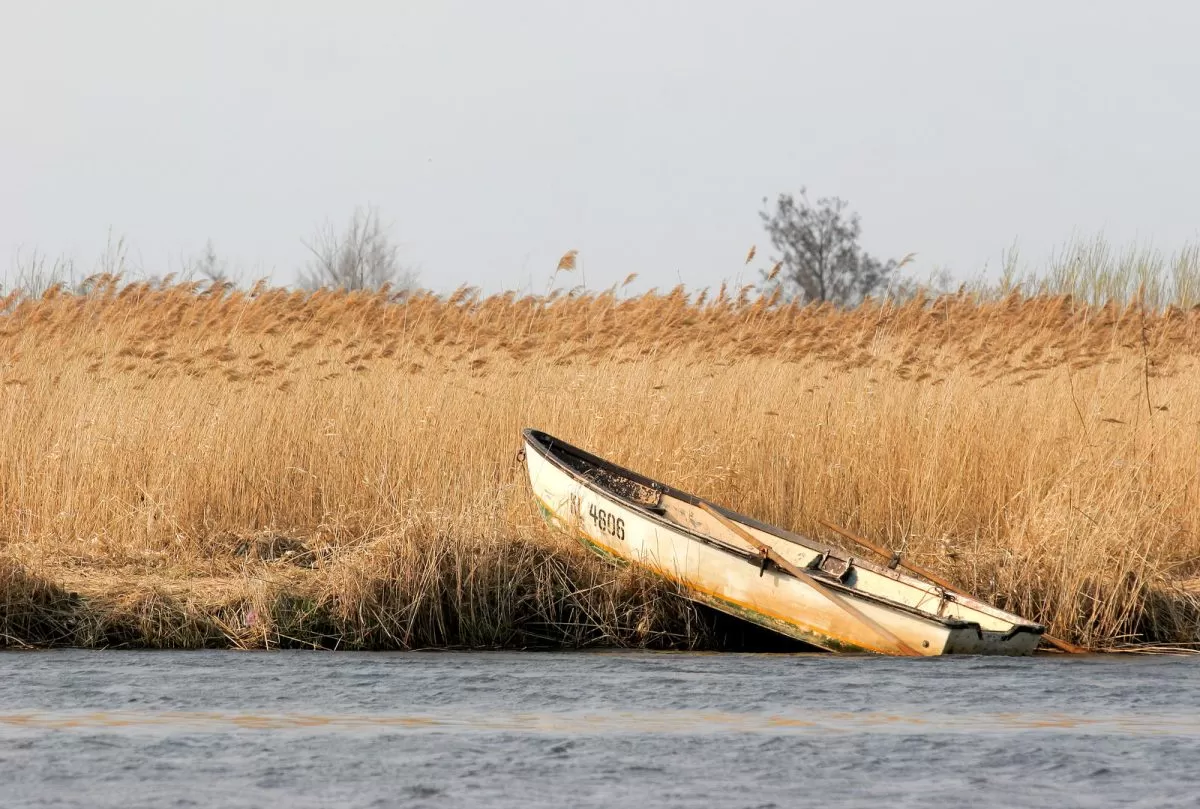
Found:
<box><xmin>0</xmin><ymin>650</ymin><xmax>1197</xmax><ymax>808</ymax></box>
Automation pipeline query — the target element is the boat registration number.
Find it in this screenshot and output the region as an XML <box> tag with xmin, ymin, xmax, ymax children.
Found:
<box><xmin>570</xmin><ymin>494</ymin><xmax>626</xmax><ymax>541</ymax></box>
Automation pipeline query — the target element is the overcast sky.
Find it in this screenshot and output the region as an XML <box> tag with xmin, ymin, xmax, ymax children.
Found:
<box><xmin>3</xmin><ymin>2</ymin><xmax>1198</xmax><ymax>294</ymax></box>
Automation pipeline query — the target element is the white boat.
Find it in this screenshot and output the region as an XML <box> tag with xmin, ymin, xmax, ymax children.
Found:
<box><xmin>522</xmin><ymin>429</ymin><xmax>1045</xmax><ymax>656</ymax></box>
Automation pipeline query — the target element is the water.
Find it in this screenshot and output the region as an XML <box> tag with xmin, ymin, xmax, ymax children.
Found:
<box><xmin>1</xmin><ymin>651</ymin><xmax>1197</xmax><ymax>808</ymax></box>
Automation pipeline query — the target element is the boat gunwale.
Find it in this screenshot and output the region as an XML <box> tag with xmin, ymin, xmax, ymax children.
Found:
<box><xmin>522</xmin><ymin>428</ymin><xmax>1045</xmax><ymax>637</ymax></box>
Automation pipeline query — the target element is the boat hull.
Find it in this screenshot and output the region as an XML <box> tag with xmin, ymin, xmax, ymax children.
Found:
<box><xmin>524</xmin><ymin>432</ymin><xmax>1042</xmax><ymax>657</ymax></box>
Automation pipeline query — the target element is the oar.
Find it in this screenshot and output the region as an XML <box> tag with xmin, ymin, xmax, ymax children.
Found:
<box><xmin>817</xmin><ymin>519</ymin><xmax>1087</xmax><ymax>654</ymax></box>
<box><xmin>698</xmin><ymin>502</ymin><xmax>921</xmax><ymax>657</ymax></box>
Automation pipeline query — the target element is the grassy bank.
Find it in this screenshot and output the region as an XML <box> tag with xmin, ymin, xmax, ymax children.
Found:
<box><xmin>3</xmin><ymin>279</ymin><xmax>1200</xmax><ymax>650</ymax></box>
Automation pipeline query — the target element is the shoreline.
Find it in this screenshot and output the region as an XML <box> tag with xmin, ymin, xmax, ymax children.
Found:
<box><xmin>4</xmin><ymin>553</ymin><xmax>1198</xmax><ymax>655</ymax></box>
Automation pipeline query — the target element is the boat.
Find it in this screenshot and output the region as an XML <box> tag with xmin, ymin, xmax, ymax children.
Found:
<box><xmin>521</xmin><ymin>428</ymin><xmax>1046</xmax><ymax>656</ymax></box>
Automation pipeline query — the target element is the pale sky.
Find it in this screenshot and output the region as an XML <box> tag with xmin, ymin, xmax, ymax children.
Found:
<box><xmin>3</xmin><ymin>2</ymin><xmax>1198</xmax><ymax>294</ymax></box>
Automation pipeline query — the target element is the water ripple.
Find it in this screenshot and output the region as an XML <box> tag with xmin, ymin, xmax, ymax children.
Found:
<box><xmin>2</xmin><ymin>650</ymin><xmax>1199</xmax><ymax>809</ymax></box>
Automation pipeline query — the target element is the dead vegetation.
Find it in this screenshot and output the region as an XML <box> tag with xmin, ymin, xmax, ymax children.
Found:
<box><xmin>2</xmin><ymin>277</ymin><xmax>1200</xmax><ymax>649</ymax></box>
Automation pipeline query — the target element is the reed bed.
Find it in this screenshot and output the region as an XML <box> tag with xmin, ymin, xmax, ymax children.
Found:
<box><xmin>2</xmin><ymin>277</ymin><xmax>1200</xmax><ymax>650</ymax></box>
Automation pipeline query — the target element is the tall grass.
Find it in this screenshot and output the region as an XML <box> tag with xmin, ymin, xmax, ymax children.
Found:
<box><xmin>995</xmin><ymin>236</ymin><xmax>1200</xmax><ymax>310</ymax></box>
<box><xmin>2</xmin><ymin>273</ymin><xmax>1200</xmax><ymax>649</ymax></box>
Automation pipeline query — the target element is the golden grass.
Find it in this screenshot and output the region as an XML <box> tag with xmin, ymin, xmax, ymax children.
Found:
<box><xmin>2</xmin><ymin>277</ymin><xmax>1200</xmax><ymax>649</ymax></box>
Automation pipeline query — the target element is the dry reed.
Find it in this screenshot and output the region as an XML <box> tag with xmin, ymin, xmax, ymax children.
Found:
<box><xmin>2</xmin><ymin>277</ymin><xmax>1200</xmax><ymax>649</ymax></box>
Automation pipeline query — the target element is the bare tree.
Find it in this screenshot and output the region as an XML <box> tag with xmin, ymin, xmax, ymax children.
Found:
<box><xmin>760</xmin><ymin>190</ymin><xmax>896</xmax><ymax>305</ymax></box>
<box><xmin>190</xmin><ymin>239</ymin><xmax>233</xmax><ymax>287</ymax></box>
<box><xmin>300</xmin><ymin>206</ymin><xmax>416</xmax><ymax>291</ymax></box>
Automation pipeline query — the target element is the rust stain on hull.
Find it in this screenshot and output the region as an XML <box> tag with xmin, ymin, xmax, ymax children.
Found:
<box><xmin>538</xmin><ymin>495</ymin><xmax>898</xmax><ymax>655</ymax></box>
